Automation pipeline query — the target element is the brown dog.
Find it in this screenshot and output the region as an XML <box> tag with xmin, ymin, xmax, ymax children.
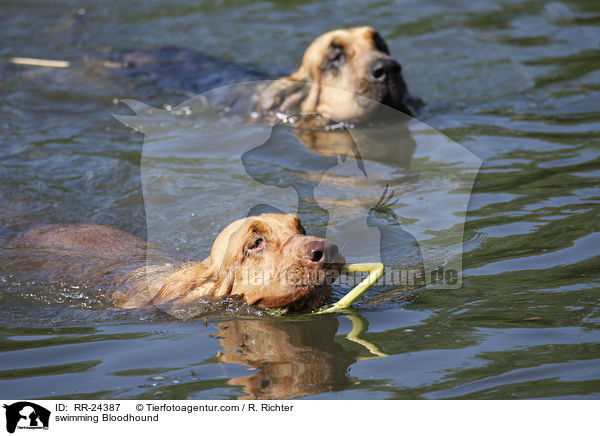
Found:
<box><xmin>9</xmin><ymin>213</ymin><xmax>345</xmax><ymax>312</ymax></box>
<box><xmin>256</xmin><ymin>26</ymin><xmax>419</xmax><ymax>123</ymax></box>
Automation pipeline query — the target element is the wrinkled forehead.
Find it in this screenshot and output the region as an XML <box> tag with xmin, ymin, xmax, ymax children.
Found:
<box><xmin>309</xmin><ymin>27</ymin><xmax>384</xmax><ymax>54</ymax></box>
<box><xmin>215</xmin><ymin>214</ymin><xmax>304</xmax><ymax>250</ymax></box>
<box><xmin>242</xmin><ymin>214</ymin><xmax>302</xmax><ymax>237</ymax></box>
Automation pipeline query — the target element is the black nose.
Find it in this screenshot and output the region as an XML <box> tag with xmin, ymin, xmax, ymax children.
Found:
<box><xmin>370</xmin><ymin>58</ymin><xmax>401</xmax><ymax>81</ymax></box>
<box><xmin>306</xmin><ymin>241</ymin><xmax>340</xmax><ymax>264</ymax></box>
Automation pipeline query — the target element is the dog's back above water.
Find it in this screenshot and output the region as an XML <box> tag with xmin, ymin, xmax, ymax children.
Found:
<box><xmin>5</xmin><ymin>213</ymin><xmax>345</xmax><ymax>313</ymax></box>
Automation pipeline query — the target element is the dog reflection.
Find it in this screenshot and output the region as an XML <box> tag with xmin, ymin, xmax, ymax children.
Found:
<box><xmin>295</xmin><ymin>121</ymin><xmax>416</xmax><ymax>168</ymax></box>
<box><xmin>241</xmin><ymin>121</ymin><xmax>416</xmax><ymax>237</ymax></box>
<box><xmin>217</xmin><ymin>317</ymin><xmax>355</xmax><ymax>399</ymax></box>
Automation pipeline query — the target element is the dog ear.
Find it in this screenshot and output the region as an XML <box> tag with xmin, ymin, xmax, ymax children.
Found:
<box><xmin>149</xmin><ymin>257</ymin><xmax>232</xmax><ymax>307</ymax></box>
<box><xmin>255</xmin><ymin>67</ymin><xmax>313</xmax><ymax>114</ymax></box>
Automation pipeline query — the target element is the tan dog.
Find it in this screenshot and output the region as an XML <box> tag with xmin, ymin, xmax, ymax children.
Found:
<box><xmin>256</xmin><ymin>26</ymin><xmax>419</xmax><ymax>122</ymax></box>
<box><xmin>10</xmin><ymin>213</ymin><xmax>344</xmax><ymax>312</ymax></box>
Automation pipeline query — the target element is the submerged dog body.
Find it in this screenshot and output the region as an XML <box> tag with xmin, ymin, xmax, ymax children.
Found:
<box><xmin>9</xmin><ymin>214</ymin><xmax>344</xmax><ymax>312</ymax></box>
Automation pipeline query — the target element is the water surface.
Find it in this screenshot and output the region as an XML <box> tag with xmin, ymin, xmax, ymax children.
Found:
<box><xmin>1</xmin><ymin>0</ymin><xmax>599</xmax><ymax>399</ymax></box>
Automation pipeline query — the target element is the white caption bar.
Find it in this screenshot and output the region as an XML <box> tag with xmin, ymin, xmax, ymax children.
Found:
<box><xmin>1</xmin><ymin>400</ymin><xmax>596</xmax><ymax>435</ymax></box>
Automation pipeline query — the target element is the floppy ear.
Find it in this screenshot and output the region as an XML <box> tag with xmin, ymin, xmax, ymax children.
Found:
<box><xmin>255</xmin><ymin>75</ymin><xmax>312</xmax><ymax>114</ymax></box>
<box><xmin>150</xmin><ymin>257</ymin><xmax>232</xmax><ymax>306</ymax></box>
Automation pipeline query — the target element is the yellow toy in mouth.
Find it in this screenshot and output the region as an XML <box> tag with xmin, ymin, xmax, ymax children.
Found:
<box><xmin>316</xmin><ymin>263</ymin><xmax>384</xmax><ymax>314</ymax></box>
<box><xmin>265</xmin><ymin>263</ymin><xmax>384</xmax><ymax>316</ymax></box>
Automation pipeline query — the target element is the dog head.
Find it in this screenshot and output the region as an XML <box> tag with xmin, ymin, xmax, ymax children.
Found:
<box><xmin>151</xmin><ymin>213</ymin><xmax>345</xmax><ymax>312</ymax></box>
<box><xmin>256</xmin><ymin>26</ymin><xmax>418</xmax><ymax>123</ymax></box>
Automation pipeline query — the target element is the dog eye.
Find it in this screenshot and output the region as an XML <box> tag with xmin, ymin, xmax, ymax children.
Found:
<box><xmin>249</xmin><ymin>237</ymin><xmax>265</xmax><ymax>250</ymax></box>
<box><xmin>326</xmin><ymin>45</ymin><xmax>345</xmax><ymax>68</ymax></box>
<box><xmin>332</xmin><ymin>51</ymin><xmax>344</xmax><ymax>62</ymax></box>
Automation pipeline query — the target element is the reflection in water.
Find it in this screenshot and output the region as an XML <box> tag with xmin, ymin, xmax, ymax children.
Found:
<box><xmin>217</xmin><ymin>316</ymin><xmax>356</xmax><ymax>399</ymax></box>
<box><xmin>344</xmin><ymin>313</ymin><xmax>388</xmax><ymax>358</ymax></box>
<box><xmin>296</xmin><ymin>121</ymin><xmax>416</xmax><ymax>168</ymax></box>
<box><xmin>241</xmin><ymin>118</ymin><xmax>417</xmax><ymax>236</ymax></box>
<box><xmin>241</xmin><ymin>124</ymin><xmax>351</xmax><ymax>236</ymax></box>
<box><xmin>242</xmin><ymin>120</ymin><xmax>423</xmax><ymax>276</ymax></box>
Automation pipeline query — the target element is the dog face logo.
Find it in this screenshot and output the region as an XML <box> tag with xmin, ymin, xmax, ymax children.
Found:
<box><xmin>3</xmin><ymin>402</ymin><xmax>50</xmax><ymax>434</ymax></box>
<box><xmin>115</xmin><ymin>80</ymin><xmax>481</xmax><ymax>310</ymax></box>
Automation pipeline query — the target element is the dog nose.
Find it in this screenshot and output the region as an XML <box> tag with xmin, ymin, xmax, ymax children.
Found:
<box><xmin>370</xmin><ymin>58</ymin><xmax>401</xmax><ymax>81</ymax></box>
<box><xmin>306</xmin><ymin>240</ymin><xmax>340</xmax><ymax>264</ymax></box>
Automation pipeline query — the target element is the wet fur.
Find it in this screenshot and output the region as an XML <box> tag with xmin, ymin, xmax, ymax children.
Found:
<box><xmin>255</xmin><ymin>26</ymin><xmax>420</xmax><ymax>122</ymax></box>
<box><xmin>8</xmin><ymin>214</ymin><xmax>343</xmax><ymax>312</ymax></box>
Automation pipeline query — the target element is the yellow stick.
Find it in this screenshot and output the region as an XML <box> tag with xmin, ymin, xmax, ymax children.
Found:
<box><xmin>316</xmin><ymin>263</ymin><xmax>384</xmax><ymax>314</ymax></box>
<box><xmin>8</xmin><ymin>57</ymin><xmax>71</xmax><ymax>68</ymax></box>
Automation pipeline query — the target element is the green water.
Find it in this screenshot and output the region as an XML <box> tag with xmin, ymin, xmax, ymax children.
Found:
<box><xmin>0</xmin><ymin>0</ymin><xmax>599</xmax><ymax>399</ymax></box>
